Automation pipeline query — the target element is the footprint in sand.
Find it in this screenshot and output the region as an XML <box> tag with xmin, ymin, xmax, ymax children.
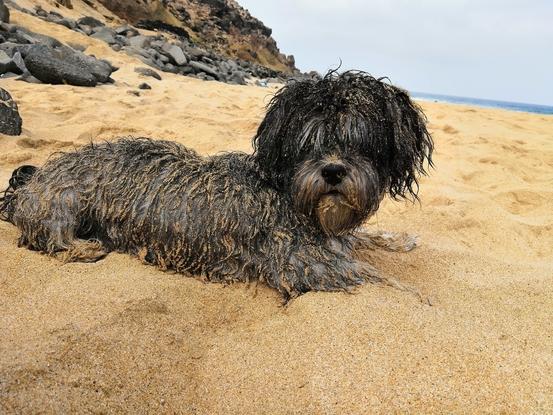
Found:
<box><xmin>17</xmin><ymin>138</ymin><xmax>75</xmax><ymax>149</ymax></box>
<box><xmin>442</xmin><ymin>124</ymin><xmax>459</xmax><ymax>134</ymax></box>
<box><xmin>493</xmin><ymin>190</ymin><xmax>547</xmax><ymax>215</ymax></box>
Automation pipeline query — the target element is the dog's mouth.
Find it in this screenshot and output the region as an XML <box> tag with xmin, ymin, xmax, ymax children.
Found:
<box><xmin>316</xmin><ymin>190</ymin><xmax>359</xmax><ymax>236</ymax></box>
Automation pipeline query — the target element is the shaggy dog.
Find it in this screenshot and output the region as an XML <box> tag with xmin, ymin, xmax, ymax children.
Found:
<box><xmin>0</xmin><ymin>71</ymin><xmax>433</xmax><ymax>300</ymax></box>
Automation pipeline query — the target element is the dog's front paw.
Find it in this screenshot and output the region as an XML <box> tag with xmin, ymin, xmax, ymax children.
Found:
<box><xmin>354</xmin><ymin>229</ymin><xmax>419</xmax><ymax>252</ymax></box>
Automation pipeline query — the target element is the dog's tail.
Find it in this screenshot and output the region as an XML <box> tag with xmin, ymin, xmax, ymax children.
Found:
<box><xmin>0</xmin><ymin>165</ymin><xmax>38</xmax><ymax>223</ymax></box>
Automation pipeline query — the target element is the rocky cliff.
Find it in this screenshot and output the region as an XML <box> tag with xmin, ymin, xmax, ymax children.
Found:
<box><xmin>96</xmin><ymin>0</ymin><xmax>296</xmax><ymax>73</ymax></box>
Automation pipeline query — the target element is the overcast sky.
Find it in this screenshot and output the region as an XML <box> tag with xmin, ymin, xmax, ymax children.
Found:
<box><xmin>239</xmin><ymin>0</ymin><xmax>553</xmax><ymax>106</ymax></box>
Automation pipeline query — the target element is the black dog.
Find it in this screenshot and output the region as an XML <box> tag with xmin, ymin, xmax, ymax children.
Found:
<box><xmin>1</xmin><ymin>71</ymin><xmax>433</xmax><ymax>300</ymax></box>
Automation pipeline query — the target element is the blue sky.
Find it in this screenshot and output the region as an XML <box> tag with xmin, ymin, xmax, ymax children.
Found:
<box><xmin>238</xmin><ymin>0</ymin><xmax>553</xmax><ymax>106</ymax></box>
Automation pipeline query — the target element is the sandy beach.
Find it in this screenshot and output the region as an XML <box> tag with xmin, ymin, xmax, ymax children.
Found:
<box><xmin>1</xmin><ymin>8</ymin><xmax>553</xmax><ymax>414</ymax></box>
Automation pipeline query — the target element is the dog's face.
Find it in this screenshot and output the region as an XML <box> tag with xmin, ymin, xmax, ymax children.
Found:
<box><xmin>253</xmin><ymin>71</ymin><xmax>433</xmax><ymax>236</ymax></box>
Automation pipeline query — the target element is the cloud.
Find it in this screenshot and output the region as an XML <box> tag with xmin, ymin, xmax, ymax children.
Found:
<box><xmin>239</xmin><ymin>0</ymin><xmax>553</xmax><ymax>105</ymax></box>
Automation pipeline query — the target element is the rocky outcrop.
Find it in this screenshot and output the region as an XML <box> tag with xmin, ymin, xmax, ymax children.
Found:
<box><xmin>0</xmin><ymin>87</ymin><xmax>22</xmax><ymax>135</ymax></box>
<box><xmin>96</xmin><ymin>0</ymin><xmax>296</xmax><ymax>74</ymax></box>
<box><xmin>0</xmin><ymin>22</ymin><xmax>118</xmax><ymax>86</ymax></box>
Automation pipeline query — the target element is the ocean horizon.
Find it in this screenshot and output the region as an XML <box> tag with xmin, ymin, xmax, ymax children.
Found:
<box><xmin>411</xmin><ymin>91</ymin><xmax>553</xmax><ymax>115</ymax></box>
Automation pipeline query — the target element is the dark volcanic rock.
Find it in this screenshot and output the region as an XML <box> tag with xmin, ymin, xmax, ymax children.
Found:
<box><xmin>58</xmin><ymin>46</ymin><xmax>116</xmax><ymax>83</ymax></box>
<box><xmin>77</xmin><ymin>16</ymin><xmax>104</xmax><ymax>28</ymax></box>
<box><xmin>90</xmin><ymin>26</ymin><xmax>116</xmax><ymax>44</ymax></box>
<box><xmin>0</xmin><ymin>88</ymin><xmax>22</xmax><ymax>136</ymax></box>
<box><xmin>24</xmin><ymin>45</ymin><xmax>97</xmax><ymax>86</ymax></box>
<box><xmin>115</xmin><ymin>25</ymin><xmax>139</xmax><ymax>37</ymax></box>
<box><xmin>0</xmin><ymin>50</ymin><xmax>21</xmax><ymax>74</ymax></box>
<box><xmin>134</xmin><ymin>66</ymin><xmax>162</xmax><ymax>80</ymax></box>
<box><xmin>161</xmin><ymin>43</ymin><xmax>187</xmax><ymax>66</ymax></box>
<box><xmin>228</xmin><ymin>70</ymin><xmax>247</xmax><ymax>85</ymax></box>
<box><xmin>188</xmin><ymin>60</ymin><xmax>220</xmax><ymax>80</ymax></box>
<box><xmin>135</xmin><ymin>20</ymin><xmax>190</xmax><ymax>40</ymax></box>
<box><xmin>138</xmin><ymin>82</ymin><xmax>151</xmax><ymax>90</ymax></box>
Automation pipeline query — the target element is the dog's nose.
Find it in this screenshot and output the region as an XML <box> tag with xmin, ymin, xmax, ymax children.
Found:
<box><xmin>321</xmin><ymin>164</ymin><xmax>347</xmax><ymax>185</ymax></box>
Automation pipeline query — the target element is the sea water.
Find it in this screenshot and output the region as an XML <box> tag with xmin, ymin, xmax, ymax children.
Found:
<box><xmin>411</xmin><ymin>92</ymin><xmax>553</xmax><ymax>115</ymax></box>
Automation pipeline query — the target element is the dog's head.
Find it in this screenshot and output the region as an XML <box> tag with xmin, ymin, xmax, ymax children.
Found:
<box><xmin>253</xmin><ymin>71</ymin><xmax>433</xmax><ymax>236</ymax></box>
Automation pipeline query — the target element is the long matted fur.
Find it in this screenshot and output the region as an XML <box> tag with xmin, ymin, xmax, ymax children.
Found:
<box><xmin>0</xmin><ymin>71</ymin><xmax>433</xmax><ymax>299</ymax></box>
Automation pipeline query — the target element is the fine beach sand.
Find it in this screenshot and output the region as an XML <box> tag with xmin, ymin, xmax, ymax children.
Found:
<box><xmin>1</xmin><ymin>9</ymin><xmax>553</xmax><ymax>414</ymax></box>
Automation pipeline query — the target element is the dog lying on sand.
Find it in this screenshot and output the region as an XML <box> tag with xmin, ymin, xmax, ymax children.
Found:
<box><xmin>1</xmin><ymin>71</ymin><xmax>433</xmax><ymax>300</ymax></box>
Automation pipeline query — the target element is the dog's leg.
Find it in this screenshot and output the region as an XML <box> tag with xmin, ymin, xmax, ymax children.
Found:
<box><xmin>14</xmin><ymin>188</ymin><xmax>107</xmax><ymax>263</ymax></box>
<box><xmin>58</xmin><ymin>239</ymin><xmax>107</xmax><ymax>263</ymax></box>
<box><xmin>353</xmin><ymin>228</ymin><xmax>418</xmax><ymax>252</ymax></box>
<box><xmin>272</xmin><ymin>242</ymin><xmax>418</xmax><ymax>300</ymax></box>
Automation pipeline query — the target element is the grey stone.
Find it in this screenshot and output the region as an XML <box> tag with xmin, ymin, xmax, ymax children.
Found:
<box><xmin>56</xmin><ymin>18</ymin><xmax>76</xmax><ymax>30</ymax></box>
<box><xmin>16</xmin><ymin>28</ymin><xmax>63</xmax><ymax>48</ymax></box>
<box><xmin>114</xmin><ymin>35</ymin><xmax>128</xmax><ymax>45</ymax></box>
<box><xmin>67</xmin><ymin>42</ymin><xmax>86</xmax><ymax>52</ymax></box>
<box><xmin>124</xmin><ymin>46</ymin><xmax>152</xmax><ymax>60</ymax></box>
<box><xmin>134</xmin><ymin>66</ymin><xmax>162</xmax><ymax>80</ymax></box>
<box><xmin>57</xmin><ymin>46</ymin><xmax>116</xmax><ymax>83</ymax></box>
<box><xmin>164</xmin><ymin>63</ymin><xmax>179</xmax><ymax>74</ymax></box>
<box><xmin>16</xmin><ymin>73</ymin><xmax>42</xmax><ymax>84</ymax></box>
<box><xmin>128</xmin><ymin>35</ymin><xmax>150</xmax><ymax>49</ymax></box>
<box><xmin>0</xmin><ymin>87</ymin><xmax>22</xmax><ymax>135</ymax></box>
<box><xmin>0</xmin><ymin>49</ymin><xmax>12</xmax><ymax>70</ymax></box>
<box><xmin>138</xmin><ymin>82</ymin><xmax>151</xmax><ymax>90</ymax></box>
<box><xmin>1</xmin><ymin>71</ymin><xmax>19</xmax><ymax>79</ymax></box>
<box><xmin>111</xmin><ymin>43</ymin><xmax>121</xmax><ymax>52</ymax></box>
<box><xmin>24</xmin><ymin>45</ymin><xmax>97</xmax><ymax>86</ymax></box>
<box><xmin>0</xmin><ymin>50</ymin><xmax>22</xmax><ymax>74</ymax></box>
<box><xmin>34</xmin><ymin>5</ymin><xmax>48</xmax><ymax>17</ymax></box>
<box><xmin>90</xmin><ymin>27</ymin><xmax>116</xmax><ymax>44</ymax></box>
<box><xmin>187</xmin><ymin>47</ymin><xmax>208</xmax><ymax>60</ymax></box>
<box><xmin>162</xmin><ymin>43</ymin><xmax>187</xmax><ymax>66</ymax></box>
<box><xmin>79</xmin><ymin>25</ymin><xmax>93</xmax><ymax>36</ymax></box>
<box><xmin>11</xmin><ymin>51</ymin><xmax>26</xmax><ymax>73</ymax></box>
<box><xmin>77</xmin><ymin>16</ymin><xmax>104</xmax><ymax>28</ymax></box>
<box><xmin>228</xmin><ymin>71</ymin><xmax>247</xmax><ymax>85</ymax></box>
<box><xmin>189</xmin><ymin>61</ymin><xmax>219</xmax><ymax>80</ymax></box>
<box><xmin>114</xmin><ymin>25</ymin><xmax>139</xmax><ymax>37</ymax></box>
<box><xmin>0</xmin><ymin>42</ymin><xmax>32</xmax><ymax>58</ymax></box>
<box><xmin>178</xmin><ymin>65</ymin><xmax>194</xmax><ymax>75</ymax></box>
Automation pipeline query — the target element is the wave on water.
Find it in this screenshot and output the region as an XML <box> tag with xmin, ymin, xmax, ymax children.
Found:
<box><xmin>411</xmin><ymin>92</ymin><xmax>553</xmax><ymax>115</ymax></box>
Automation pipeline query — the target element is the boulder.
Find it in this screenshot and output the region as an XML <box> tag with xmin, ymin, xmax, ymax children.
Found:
<box><xmin>57</xmin><ymin>46</ymin><xmax>116</xmax><ymax>83</ymax></box>
<box><xmin>187</xmin><ymin>46</ymin><xmax>208</xmax><ymax>60</ymax></box>
<box><xmin>138</xmin><ymin>82</ymin><xmax>151</xmax><ymax>90</ymax></box>
<box><xmin>0</xmin><ymin>42</ymin><xmax>32</xmax><ymax>58</ymax></box>
<box><xmin>11</xmin><ymin>51</ymin><xmax>26</xmax><ymax>73</ymax></box>
<box><xmin>161</xmin><ymin>43</ymin><xmax>187</xmax><ymax>66</ymax></box>
<box><xmin>134</xmin><ymin>66</ymin><xmax>162</xmax><ymax>80</ymax></box>
<box><xmin>114</xmin><ymin>25</ymin><xmax>139</xmax><ymax>37</ymax></box>
<box><xmin>189</xmin><ymin>61</ymin><xmax>219</xmax><ymax>80</ymax></box>
<box><xmin>77</xmin><ymin>16</ymin><xmax>104</xmax><ymax>28</ymax></box>
<box><xmin>24</xmin><ymin>45</ymin><xmax>97</xmax><ymax>86</ymax></box>
<box><xmin>0</xmin><ymin>88</ymin><xmax>22</xmax><ymax>136</ymax></box>
<box><xmin>128</xmin><ymin>35</ymin><xmax>150</xmax><ymax>49</ymax></box>
<box><xmin>0</xmin><ymin>50</ymin><xmax>21</xmax><ymax>74</ymax></box>
<box><xmin>16</xmin><ymin>28</ymin><xmax>62</xmax><ymax>48</ymax></box>
<box><xmin>228</xmin><ymin>70</ymin><xmax>247</xmax><ymax>85</ymax></box>
<box><xmin>90</xmin><ymin>27</ymin><xmax>116</xmax><ymax>44</ymax></box>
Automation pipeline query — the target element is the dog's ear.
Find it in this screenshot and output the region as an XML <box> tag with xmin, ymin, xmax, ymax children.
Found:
<box><xmin>253</xmin><ymin>81</ymin><xmax>310</xmax><ymax>186</ymax></box>
<box><xmin>378</xmin><ymin>86</ymin><xmax>434</xmax><ymax>200</ymax></box>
